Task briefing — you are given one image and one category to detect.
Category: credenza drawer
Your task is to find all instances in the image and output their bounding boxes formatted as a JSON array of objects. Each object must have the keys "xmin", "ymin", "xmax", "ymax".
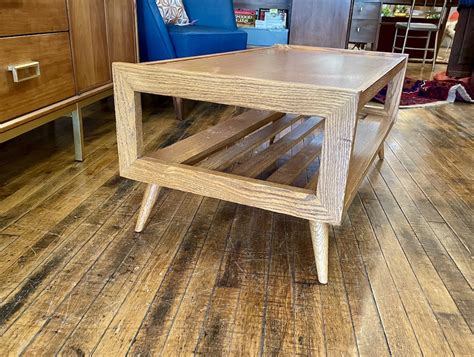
[
  {"xmin": 0, "ymin": 0, "xmax": 68, "ymax": 37},
  {"xmin": 350, "ymin": 19, "xmax": 379, "ymax": 43},
  {"xmin": 352, "ymin": 1, "xmax": 381, "ymax": 20},
  {"xmin": 0, "ymin": 33, "xmax": 76, "ymax": 122}
]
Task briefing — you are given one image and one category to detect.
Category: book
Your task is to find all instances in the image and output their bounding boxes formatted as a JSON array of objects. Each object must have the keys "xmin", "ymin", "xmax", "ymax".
[
  {"xmin": 235, "ymin": 9, "xmax": 257, "ymax": 27},
  {"xmin": 257, "ymin": 8, "xmax": 288, "ymax": 29}
]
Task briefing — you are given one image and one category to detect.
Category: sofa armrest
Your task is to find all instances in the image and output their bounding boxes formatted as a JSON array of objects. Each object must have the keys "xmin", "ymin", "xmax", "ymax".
[{"xmin": 183, "ymin": 0, "xmax": 238, "ymax": 30}]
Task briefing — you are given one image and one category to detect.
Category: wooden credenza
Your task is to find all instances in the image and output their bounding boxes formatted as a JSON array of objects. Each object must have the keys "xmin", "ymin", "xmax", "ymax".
[
  {"xmin": 290, "ymin": 0, "xmax": 354, "ymax": 48},
  {"xmin": 348, "ymin": 0, "xmax": 382, "ymax": 49},
  {"xmin": 0, "ymin": 0, "xmax": 138, "ymax": 161}
]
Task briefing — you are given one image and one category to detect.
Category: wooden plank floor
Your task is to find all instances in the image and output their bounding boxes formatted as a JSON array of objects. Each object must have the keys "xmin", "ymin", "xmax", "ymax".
[{"xmin": 1, "ymin": 84, "xmax": 473, "ymax": 355}]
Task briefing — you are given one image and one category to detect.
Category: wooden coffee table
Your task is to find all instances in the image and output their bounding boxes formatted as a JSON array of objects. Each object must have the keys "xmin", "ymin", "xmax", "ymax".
[{"xmin": 113, "ymin": 45, "xmax": 407, "ymax": 284}]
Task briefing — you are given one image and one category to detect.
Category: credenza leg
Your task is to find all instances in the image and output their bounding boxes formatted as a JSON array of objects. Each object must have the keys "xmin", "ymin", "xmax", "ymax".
[
  {"xmin": 309, "ymin": 221, "xmax": 329, "ymax": 284},
  {"xmin": 135, "ymin": 184, "xmax": 161, "ymax": 233},
  {"xmin": 72, "ymin": 104, "xmax": 84, "ymax": 162}
]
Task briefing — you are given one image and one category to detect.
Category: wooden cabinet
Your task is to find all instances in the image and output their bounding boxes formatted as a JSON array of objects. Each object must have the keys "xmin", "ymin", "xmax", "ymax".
[
  {"xmin": 0, "ymin": 0, "xmax": 68, "ymax": 37},
  {"xmin": 68, "ymin": 0, "xmax": 111, "ymax": 92},
  {"xmin": 349, "ymin": 0, "xmax": 382, "ymax": 49},
  {"xmin": 290, "ymin": 0, "xmax": 353, "ymax": 48},
  {"xmin": 105, "ymin": 0, "xmax": 139, "ymax": 64},
  {"xmin": 0, "ymin": 33, "xmax": 76, "ymax": 122},
  {"xmin": 0, "ymin": 0, "xmax": 138, "ymax": 160}
]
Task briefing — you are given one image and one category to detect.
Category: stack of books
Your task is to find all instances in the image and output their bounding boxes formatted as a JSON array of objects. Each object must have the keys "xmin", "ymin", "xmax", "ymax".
[
  {"xmin": 235, "ymin": 8, "xmax": 288, "ymax": 29},
  {"xmin": 234, "ymin": 9, "xmax": 257, "ymax": 27}
]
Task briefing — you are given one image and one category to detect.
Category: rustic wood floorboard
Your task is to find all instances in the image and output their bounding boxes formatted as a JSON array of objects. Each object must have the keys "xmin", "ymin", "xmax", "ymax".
[{"xmin": 0, "ymin": 88, "xmax": 472, "ymax": 355}]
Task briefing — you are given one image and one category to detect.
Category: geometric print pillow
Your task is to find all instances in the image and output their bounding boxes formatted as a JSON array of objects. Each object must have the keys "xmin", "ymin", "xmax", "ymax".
[{"xmin": 155, "ymin": 0, "xmax": 190, "ymax": 25}]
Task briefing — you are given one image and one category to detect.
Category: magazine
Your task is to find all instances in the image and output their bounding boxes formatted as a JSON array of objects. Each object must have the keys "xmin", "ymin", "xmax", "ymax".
[
  {"xmin": 257, "ymin": 8, "xmax": 288, "ymax": 29},
  {"xmin": 235, "ymin": 9, "xmax": 257, "ymax": 27}
]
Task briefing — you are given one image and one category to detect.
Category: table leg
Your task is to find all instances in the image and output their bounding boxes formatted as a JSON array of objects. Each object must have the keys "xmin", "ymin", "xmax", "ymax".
[
  {"xmin": 172, "ymin": 97, "xmax": 184, "ymax": 121},
  {"xmin": 135, "ymin": 184, "xmax": 161, "ymax": 232},
  {"xmin": 378, "ymin": 144, "xmax": 385, "ymax": 160},
  {"xmin": 309, "ymin": 221, "xmax": 329, "ymax": 284}
]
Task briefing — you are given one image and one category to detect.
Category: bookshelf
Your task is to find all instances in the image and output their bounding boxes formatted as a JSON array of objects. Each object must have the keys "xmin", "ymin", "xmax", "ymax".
[
  {"xmin": 233, "ymin": 0, "xmax": 354, "ymax": 49},
  {"xmin": 233, "ymin": 0, "xmax": 292, "ymax": 46}
]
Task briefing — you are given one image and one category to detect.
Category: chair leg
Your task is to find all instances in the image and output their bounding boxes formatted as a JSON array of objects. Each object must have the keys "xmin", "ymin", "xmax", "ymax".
[
  {"xmin": 172, "ymin": 97, "xmax": 185, "ymax": 121},
  {"xmin": 423, "ymin": 31, "xmax": 432, "ymax": 67},
  {"xmin": 392, "ymin": 27, "xmax": 399, "ymax": 53},
  {"xmin": 309, "ymin": 221, "xmax": 329, "ymax": 284},
  {"xmin": 401, "ymin": 28, "xmax": 409, "ymax": 55},
  {"xmin": 432, "ymin": 31, "xmax": 439, "ymax": 74},
  {"xmin": 135, "ymin": 184, "xmax": 161, "ymax": 233}
]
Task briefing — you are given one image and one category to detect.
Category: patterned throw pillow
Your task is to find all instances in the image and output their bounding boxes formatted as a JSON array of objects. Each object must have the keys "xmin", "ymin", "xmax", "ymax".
[{"xmin": 155, "ymin": 0, "xmax": 190, "ymax": 26}]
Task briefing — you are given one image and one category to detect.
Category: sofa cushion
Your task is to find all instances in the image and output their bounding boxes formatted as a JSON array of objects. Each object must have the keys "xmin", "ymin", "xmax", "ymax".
[
  {"xmin": 168, "ymin": 25, "xmax": 248, "ymax": 58},
  {"xmin": 155, "ymin": 0, "xmax": 189, "ymax": 25}
]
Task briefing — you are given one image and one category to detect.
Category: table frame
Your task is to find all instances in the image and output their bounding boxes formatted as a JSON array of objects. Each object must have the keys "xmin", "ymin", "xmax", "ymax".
[{"xmin": 113, "ymin": 46, "xmax": 407, "ymax": 284}]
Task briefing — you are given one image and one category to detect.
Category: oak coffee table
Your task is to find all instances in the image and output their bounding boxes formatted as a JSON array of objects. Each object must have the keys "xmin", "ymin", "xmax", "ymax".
[{"xmin": 113, "ymin": 45, "xmax": 407, "ymax": 284}]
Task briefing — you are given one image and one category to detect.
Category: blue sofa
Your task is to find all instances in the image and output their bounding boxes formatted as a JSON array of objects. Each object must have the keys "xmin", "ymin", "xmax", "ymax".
[{"xmin": 137, "ymin": 0, "xmax": 248, "ymax": 62}]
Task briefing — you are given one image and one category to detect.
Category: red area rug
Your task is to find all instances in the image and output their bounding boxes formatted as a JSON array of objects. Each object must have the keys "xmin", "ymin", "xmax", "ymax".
[{"xmin": 374, "ymin": 77, "xmax": 474, "ymax": 108}]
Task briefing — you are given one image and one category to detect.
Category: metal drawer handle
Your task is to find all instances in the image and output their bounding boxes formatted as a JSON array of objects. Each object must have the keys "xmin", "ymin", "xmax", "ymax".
[
  {"xmin": 357, "ymin": 27, "xmax": 361, "ymax": 32},
  {"xmin": 7, "ymin": 61, "xmax": 41, "ymax": 83},
  {"xmin": 359, "ymin": 6, "xmax": 364, "ymax": 12}
]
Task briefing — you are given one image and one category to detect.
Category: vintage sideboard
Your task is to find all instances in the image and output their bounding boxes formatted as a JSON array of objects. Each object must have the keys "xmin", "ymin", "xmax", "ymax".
[{"xmin": 0, "ymin": 0, "xmax": 138, "ymax": 161}]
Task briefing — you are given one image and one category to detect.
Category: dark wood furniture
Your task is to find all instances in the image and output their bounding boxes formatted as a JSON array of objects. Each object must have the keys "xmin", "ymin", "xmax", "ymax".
[
  {"xmin": 0, "ymin": 0, "xmax": 138, "ymax": 160},
  {"xmin": 349, "ymin": 0, "xmax": 382, "ymax": 49},
  {"xmin": 113, "ymin": 45, "xmax": 407, "ymax": 284},
  {"xmin": 447, "ymin": 7, "xmax": 473, "ymax": 80},
  {"xmin": 290, "ymin": 0, "xmax": 354, "ymax": 48}
]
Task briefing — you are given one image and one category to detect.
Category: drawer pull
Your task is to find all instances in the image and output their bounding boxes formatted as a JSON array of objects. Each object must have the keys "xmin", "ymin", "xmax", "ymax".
[
  {"xmin": 359, "ymin": 6, "xmax": 364, "ymax": 12},
  {"xmin": 357, "ymin": 27, "xmax": 361, "ymax": 32},
  {"xmin": 7, "ymin": 61, "xmax": 41, "ymax": 83}
]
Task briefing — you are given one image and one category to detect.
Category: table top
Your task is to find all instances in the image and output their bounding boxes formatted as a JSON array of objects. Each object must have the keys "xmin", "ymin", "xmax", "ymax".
[{"xmin": 148, "ymin": 45, "xmax": 407, "ymax": 93}]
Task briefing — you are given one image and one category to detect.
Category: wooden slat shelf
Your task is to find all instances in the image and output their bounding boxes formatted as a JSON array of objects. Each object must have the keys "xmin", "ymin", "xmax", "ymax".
[
  {"xmin": 231, "ymin": 116, "xmax": 323, "ymax": 178},
  {"xmin": 267, "ymin": 133, "xmax": 323, "ymax": 185},
  {"xmin": 197, "ymin": 113, "xmax": 302, "ymax": 171},
  {"xmin": 344, "ymin": 113, "xmax": 392, "ymax": 209},
  {"xmin": 146, "ymin": 109, "xmax": 392, "ymax": 214},
  {"xmin": 145, "ymin": 110, "xmax": 325, "ymax": 193},
  {"xmin": 149, "ymin": 110, "xmax": 284, "ymax": 164}
]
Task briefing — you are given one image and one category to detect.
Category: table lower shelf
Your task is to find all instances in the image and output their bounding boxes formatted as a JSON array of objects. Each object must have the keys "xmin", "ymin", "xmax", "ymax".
[{"xmin": 130, "ymin": 108, "xmax": 389, "ymax": 223}]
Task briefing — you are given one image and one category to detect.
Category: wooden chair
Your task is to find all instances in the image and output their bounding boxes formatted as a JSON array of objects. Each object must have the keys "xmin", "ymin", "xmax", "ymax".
[{"xmin": 391, "ymin": 0, "xmax": 448, "ymax": 72}]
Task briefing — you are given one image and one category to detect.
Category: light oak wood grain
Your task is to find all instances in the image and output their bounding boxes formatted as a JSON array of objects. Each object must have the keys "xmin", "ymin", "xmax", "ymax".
[
  {"xmin": 309, "ymin": 221, "xmax": 329, "ymax": 284},
  {"xmin": 150, "ymin": 110, "xmax": 284, "ymax": 165},
  {"xmin": 135, "ymin": 183, "xmax": 161, "ymax": 232},
  {"xmin": 267, "ymin": 133, "xmax": 323, "ymax": 185},
  {"xmin": 231, "ymin": 117, "xmax": 324, "ymax": 178},
  {"xmin": 198, "ymin": 114, "xmax": 302, "ymax": 171}
]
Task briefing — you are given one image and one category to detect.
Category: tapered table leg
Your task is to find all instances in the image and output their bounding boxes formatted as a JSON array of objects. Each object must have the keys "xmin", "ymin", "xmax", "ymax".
[
  {"xmin": 309, "ymin": 221, "xmax": 329, "ymax": 284},
  {"xmin": 135, "ymin": 184, "xmax": 161, "ymax": 232},
  {"xmin": 378, "ymin": 145, "xmax": 385, "ymax": 160}
]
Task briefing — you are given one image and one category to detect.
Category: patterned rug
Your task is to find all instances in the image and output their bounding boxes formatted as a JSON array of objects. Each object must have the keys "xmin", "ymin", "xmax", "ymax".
[{"xmin": 374, "ymin": 77, "xmax": 474, "ymax": 108}]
